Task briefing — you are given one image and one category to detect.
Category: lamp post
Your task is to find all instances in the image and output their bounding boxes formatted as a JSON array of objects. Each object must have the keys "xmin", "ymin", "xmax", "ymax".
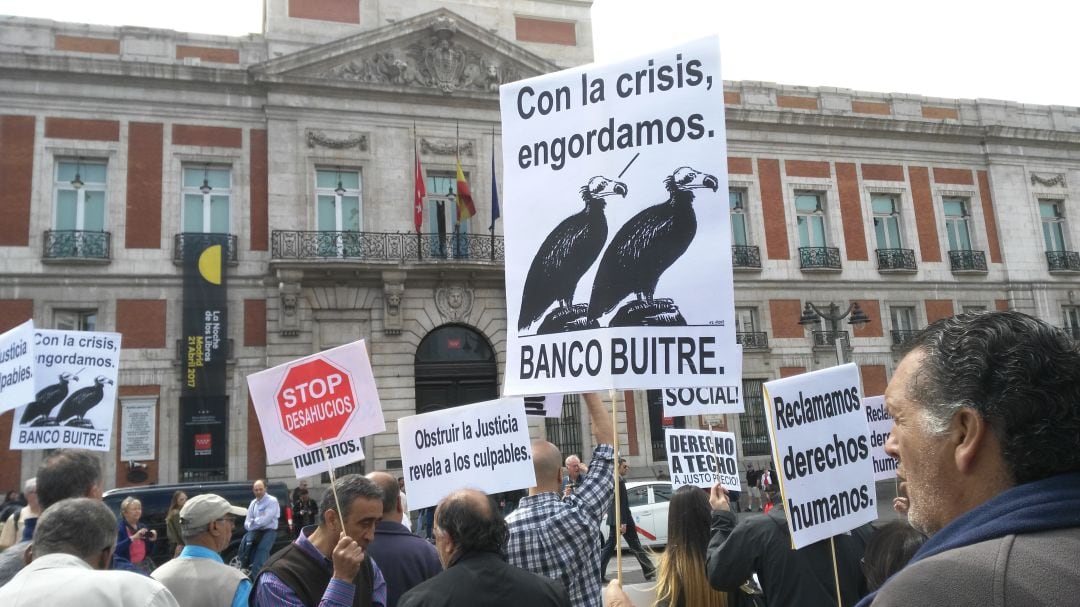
[{"xmin": 798, "ymin": 301, "xmax": 871, "ymax": 366}]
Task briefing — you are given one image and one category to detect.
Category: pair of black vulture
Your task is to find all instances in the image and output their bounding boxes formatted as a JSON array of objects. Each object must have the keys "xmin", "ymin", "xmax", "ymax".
[
  {"xmin": 19, "ymin": 372, "xmax": 114, "ymax": 428},
  {"xmin": 519, "ymin": 166, "xmax": 719, "ymax": 332}
]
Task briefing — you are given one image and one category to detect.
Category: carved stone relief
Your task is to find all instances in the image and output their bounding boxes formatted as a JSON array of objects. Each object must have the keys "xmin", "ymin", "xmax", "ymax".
[
  {"xmin": 306, "ymin": 130, "xmax": 369, "ymax": 151},
  {"xmin": 383, "ymin": 282, "xmax": 405, "ymax": 335},
  {"xmin": 1031, "ymin": 172, "xmax": 1066, "ymax": 187},
  {"xmin": 277, "ymin": 270, "xmax": 304, "ymax": 336},
  {"xmin": 435, "ymin": 282, "xmax": 473, "ymax": 322},
  {"xmin": 420, "ymin": 137, "xmax": 473, "ymax": 157}
]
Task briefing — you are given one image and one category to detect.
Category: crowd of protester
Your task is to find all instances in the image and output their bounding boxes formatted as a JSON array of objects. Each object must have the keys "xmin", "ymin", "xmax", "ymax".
[{"xmin": 0, "ymin": 311, "xmax": 1077, "ymax": 606}]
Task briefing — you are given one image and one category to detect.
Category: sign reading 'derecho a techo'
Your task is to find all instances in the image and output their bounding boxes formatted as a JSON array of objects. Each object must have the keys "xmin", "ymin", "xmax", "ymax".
[{"xmin": 247, "ymin": 340, "xmax": 385, "ymax": 478}]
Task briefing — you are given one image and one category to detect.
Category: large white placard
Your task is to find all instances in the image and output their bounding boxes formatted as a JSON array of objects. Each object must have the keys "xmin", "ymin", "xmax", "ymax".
[
  {"xmin": 398, "ymin": 397, "xmax": 535, "ymax": 511},
  {"xmin": 500, "ymin": 35, "xmax": 738, "ymax": 395},
  {"xmin": 0, "ymin": 320, "xmax": 36, "ymax": 415},
  {"xmin": 524, "ymin": 393, "xmax": 565, "ymax": 418},
  {"xmin": 120, "ymin": 398, "xmax": 156, "ymax": 461},
  {"xmin": 863, "ymin": 395, "xmax": 898, "ymax": 481},
  {"xmin": 9, "ymin": 329, "xmax": 121, "ymax": 451},
  {"xmin": 661, "ymin": 355, "xmax": 744, "ymax": 417},
  {"xmin": 763, "ymin": 363, "xmax": 877, "ymax": 549},
  {"xmin": 666, "ymin": 428, "xmax": 741, "ymax": 491},
  {"xmin": 247, "ymin": 340, "xmax": 385, "ymax": 479}
]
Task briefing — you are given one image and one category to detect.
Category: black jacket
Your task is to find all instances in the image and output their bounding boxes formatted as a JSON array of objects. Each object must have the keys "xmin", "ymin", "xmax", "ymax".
[
  {"xmin": 398, "ymin": 551, "xmax": 569, "ymax": 607},
  {"xmin": 706, "ymin": 507, "xmax": 871, "ymax": 607},
  {"xmin": 605, "ymin": 479, "xmax": 632, "ymax": 526}
]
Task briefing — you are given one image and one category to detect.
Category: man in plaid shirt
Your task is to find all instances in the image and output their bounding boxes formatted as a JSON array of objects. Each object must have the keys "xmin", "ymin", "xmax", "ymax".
[{"xmin": 506, "ymin": 393, "xmax": 615, "ymax": 607}]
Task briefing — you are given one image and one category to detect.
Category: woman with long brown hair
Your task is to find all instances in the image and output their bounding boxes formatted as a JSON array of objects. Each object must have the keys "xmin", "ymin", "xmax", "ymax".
[
  {"xmin": 653, "ymin": 486, "xmax": 730, "ymax": 607},
  {"xmin": 165, "ymin": 490, "xmax": 188, "ymax": 557}
]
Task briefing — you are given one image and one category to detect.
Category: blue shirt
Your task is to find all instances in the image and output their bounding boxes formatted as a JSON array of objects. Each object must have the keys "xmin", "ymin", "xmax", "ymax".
[{"xmin": 178, "ymin": 544, "xmax": 252, "ymax": 607}]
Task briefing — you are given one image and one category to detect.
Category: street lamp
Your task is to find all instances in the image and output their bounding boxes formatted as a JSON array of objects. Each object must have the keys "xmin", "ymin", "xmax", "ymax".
[{"xmin": 798, "ymin": 301, "xmax": 871, "ymax": 365}]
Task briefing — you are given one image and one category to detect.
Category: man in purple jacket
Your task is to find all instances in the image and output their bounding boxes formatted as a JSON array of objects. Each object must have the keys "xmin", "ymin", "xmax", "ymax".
[{"xmin": 365, "ymin": 472, "xmax": 441, "ymax": 607}]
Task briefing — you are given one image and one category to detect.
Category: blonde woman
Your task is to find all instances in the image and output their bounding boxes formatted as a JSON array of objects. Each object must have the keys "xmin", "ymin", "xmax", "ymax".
[{"xmin": 113, "ymin": 496, "xmax": 158, "ymax": 575}]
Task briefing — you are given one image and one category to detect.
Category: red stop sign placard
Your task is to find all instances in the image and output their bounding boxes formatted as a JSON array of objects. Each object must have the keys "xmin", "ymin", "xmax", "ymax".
[{"xmin": 275, "ymin": 358, "xmax": 357, "ymax": 446}]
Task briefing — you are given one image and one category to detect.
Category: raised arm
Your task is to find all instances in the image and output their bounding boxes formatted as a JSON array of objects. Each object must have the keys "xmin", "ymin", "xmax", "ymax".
[{"xmin": 584, "ymin": 392, "xmax": 613, "ymax": 446}]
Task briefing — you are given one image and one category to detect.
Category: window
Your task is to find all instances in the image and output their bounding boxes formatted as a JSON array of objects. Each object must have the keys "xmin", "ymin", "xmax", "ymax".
[
  {"xmin": 54, "ymin": 309, "xmax": 97, "ymax": 331},
  {"xmin": 730, "ymin": 189, "xmax": 748, "ymax": 246},
  {"xmin": 426, "ymin": 171, "xmax": 470, "ymax": 257},
  {"xmin": 890, "ymin": 306, "xmax": 915, "ymax": 332},
  {"xmin": 1064, "ymin": 306, "xmax": 1080, "ymax": 338},
  {"xmin": 943, "ymin": 197, "xmax": 973, "ymax": 251},
  {"xmin": 652, "ymin": 484, "xmax": 672, "ymax": 503},
  {"xmin": 735, "ymin": 307, "xmax": 758, "ymax": 333},
  {"xmin": 182, "ymin": 165, "xmax": 231, "ymax": 233},
  {"xmin": 872, "ymin": 195, "xmax": 902, "ymax": 249},
  {"xmin": 738, "ymin": 379, "xmax": 770, "ymax": 456},
  {"xmin": 55, "ymin": 159, "xmax": 107, "ymax": 232},
  {"xmin": 795, "ymin": 192, "xmax": 827, "ymax": 247},
  {"xmin": 627, "ymin": 485, "xmax": 650, "ymax": 508},
  {"xmin": 316, "ymin": 168, "xmax": 361, "ymax": 232},
  {"xmin": 1040, "ymin": 199, "xmax": 1067, "ymax": 252},
  {"xmin": 545, "ymin": 395, "xmax": 581, "ymax": 461}
]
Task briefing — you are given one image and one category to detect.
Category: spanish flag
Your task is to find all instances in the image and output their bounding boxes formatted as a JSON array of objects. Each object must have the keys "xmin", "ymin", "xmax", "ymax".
[{"xmin": 455, "ymin": 158, "xmax": 476, "ymax": 222}]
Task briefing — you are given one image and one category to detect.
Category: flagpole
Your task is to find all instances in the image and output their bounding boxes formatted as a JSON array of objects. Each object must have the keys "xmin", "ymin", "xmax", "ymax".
[
  {"xmin": 414, "ymin": 122, "xmax": 422, "ymax": 261},
  {"xmin": 455, "ymin": 121, "xmax": 460, "ymax": 257},
  {"xmin": 489, "ymin": 125, "xmax": 496, "ymax": 261}
]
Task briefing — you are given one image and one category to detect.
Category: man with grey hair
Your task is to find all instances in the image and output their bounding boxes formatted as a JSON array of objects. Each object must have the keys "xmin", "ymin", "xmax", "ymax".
[
  {"xmin": 0, "ymin": 449, "xmax": 103, "ymax": 586},
  {"xmin": 151, "ymin": 493, "xmax": 250, "ymax": 606},
  {"xmin": 0, "ymin": 498, "xmax": 179, "ymax": 606},
  {"xmin": 0, "ymin": 477, "xmax": 38, "ymax": 549},
  {"xmin": 252, "ymin": 474, "xmax": 388, "ymax": 606},
  {"xmin": 366, "ymin": 471, "xmax": 441, "ymax": 607},
  {"xmin": 856, "ymin": 311, "xmax": 1080, "ymax": 606}
]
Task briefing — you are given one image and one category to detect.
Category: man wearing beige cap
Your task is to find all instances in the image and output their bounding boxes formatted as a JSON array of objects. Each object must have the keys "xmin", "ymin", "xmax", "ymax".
[{"xmin": 152, "ymin": 494, "xmax": 251, "ymax": 607}]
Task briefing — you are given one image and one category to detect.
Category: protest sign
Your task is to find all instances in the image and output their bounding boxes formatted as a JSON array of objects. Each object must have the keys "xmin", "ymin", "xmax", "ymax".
[
  {"xmin": 500, "ymin": 35, "xmax": 738, "ymax": 395},
  {"xmin": 398, "ymin": 397, "xmax": 535, "ymax": 511},
  {"xmin": 661, "ymin": 354, "xmax": 744, "ymax": 417},
  {"xmin": 863, "ymin": 395, "xmax": 897, "ymax": 481},
  {"xmin": 9, "ymin": 329, "xmax": 121, "ymax": 451},
  {"xmin": 120, "ymin": 398, "xmax": 156, "ymax": 461},
  {"xmin": 524, "ymin": 393, "xmax": 565, "ymax": 418},
  {"xmin": 763, "ymin": 363, "xmax": 876, "ymax": 549},
  {"xmin": 247, "ymin": 340, "xmax": 385, "ymax": 479},
  {"xmin": 0, "ymin": 320, "xmax": 36, "ymax": 415},
  {"xmin": 666, "ymin": 428, "xmax": 741, "ymax": 491}
]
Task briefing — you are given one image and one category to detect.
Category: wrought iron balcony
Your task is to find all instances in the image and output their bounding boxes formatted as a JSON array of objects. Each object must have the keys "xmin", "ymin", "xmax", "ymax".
[
  {"xmin": 948, "ymin": 249, "xmax": 987, "ymax": 273},
  {"xmin": 42, "ymin": 230, "xmax": 111, "ymax": 262},
  {"xmin": 876, "ymin": 248, "xmax": 917, "ymax": 272},
  {"xmin": 1046, "ymin": 250, "xmax": 1080, "ymax": 273},
  {"xmin": 736, "ymin": 331, "xmax": 769, "ymax": 349},
  {"xmin": 812, "ymin": 330, "xmax": 849, "ymax": 348},
  {"xmin": 799, "ymin": 246, "xmax": 841, "ymax": 270},
  {"xmin": 271, "ymin": 231, "xmax": 505, "ymax": 263},
  {"xmin": 732, "ymin": 245, "xmax": 761, "ymax": 269},
  {"xmin": 891, "ymin": 329, "xmax": 920, "ymax": 348},
  {"xmin": 173, "ymin": 233, "xmax": 238, "ymax": 265}
]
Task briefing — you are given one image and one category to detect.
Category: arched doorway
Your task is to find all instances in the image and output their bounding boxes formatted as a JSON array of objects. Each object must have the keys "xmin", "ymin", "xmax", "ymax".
[{"xmin": 414, "ymin": 324, "xmax": 498, "ymax": 415}]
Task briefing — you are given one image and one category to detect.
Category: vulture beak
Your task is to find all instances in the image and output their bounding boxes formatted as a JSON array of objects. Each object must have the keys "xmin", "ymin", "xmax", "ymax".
[
  {"xmin": 613, "ymin": 182, "xmax": 628, "ymax": 197},
  {"xmin": 701, "ymin": 174, "xmax": 719, "ymax": 192}
]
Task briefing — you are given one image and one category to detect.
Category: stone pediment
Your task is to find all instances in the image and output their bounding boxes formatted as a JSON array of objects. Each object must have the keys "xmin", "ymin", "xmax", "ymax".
[{"xmin": 253, "ymin": 8, "xmax": 558, "ymax": 96}]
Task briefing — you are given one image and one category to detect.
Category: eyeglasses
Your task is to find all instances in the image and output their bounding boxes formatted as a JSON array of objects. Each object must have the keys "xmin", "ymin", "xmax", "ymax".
[{"xmin": 216, "ymin": 515, "xmax": 237, "ymax": 525}]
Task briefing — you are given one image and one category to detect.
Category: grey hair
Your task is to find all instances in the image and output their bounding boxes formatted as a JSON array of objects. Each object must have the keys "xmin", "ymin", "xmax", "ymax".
[
  {"xmin": 23, "ymin": 477, "xmax": 36, "ymax": 493},
  {"xmin": 181, "ymin": 522, "xmax": 209, "ymax": 542},
  {"xmin": 318, "ymin": 474, "xmax": 383, "ymax": 526},
  {"xmin": 919, "ymin": 402, "xmax": 965, "ymax": 435},
  {"xmin": 32, "ymin": 498, "xmax": 117, "ymax": 560}
]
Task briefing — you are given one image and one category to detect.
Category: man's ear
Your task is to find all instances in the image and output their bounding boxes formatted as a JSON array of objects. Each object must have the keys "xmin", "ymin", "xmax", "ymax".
[
  {"xmin": 96, "ymin": 546, "xmax": 115, "ymax": 570},
  {"xmin": 323, "ymin": 508, "xmax": 340, "ymax": 532},
  {"xmin": 22, "ymin": 543, "xmax": 33, "ymax": 566},
  {"xmin": 952, "ymin": 407, "xmax": 991, "ymax": 474},
  {"xmin": 396, "ymin": 495, "xmax": 405, "ymax": 515}
]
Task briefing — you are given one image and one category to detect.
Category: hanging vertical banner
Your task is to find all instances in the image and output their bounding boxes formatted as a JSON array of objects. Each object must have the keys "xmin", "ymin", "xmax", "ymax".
[
  {"xmin": 8, "ymin": 329, "xmax": 121, "ymax": 451},
  {"xmin": 180, "ymin": 233, "xmax": 229, "ymax": 477},
  {"xmin": 500, "ymin": 35, "xmax": 739, "ymax": 395}
]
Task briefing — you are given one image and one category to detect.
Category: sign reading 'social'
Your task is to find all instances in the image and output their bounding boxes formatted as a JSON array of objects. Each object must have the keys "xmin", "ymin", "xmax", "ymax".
[
  {"xmin": 763, "ymin": 364, "xmax": 876, "ymax": 549},
  {"xmin": 661, "ymin": 356, "xmax": 743, "ymax": 417},
  {"xmin": 863, "ymin": 395, "xmax": 897, "ymax": 481},
  {"xmin": 666, "ymin": 428, "xmax": 741, "ymax": 491},
  {"xmin": 247, "ymin": 340, "xmax": 385, "ymax": 479},
  {"xmin": 500, "ymin": 35, "xmax": 740, "ymax": 395}
]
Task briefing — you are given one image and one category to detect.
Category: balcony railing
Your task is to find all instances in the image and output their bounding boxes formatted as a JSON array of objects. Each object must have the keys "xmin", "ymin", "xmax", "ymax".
[
  {"xmin": 42, "ymin": 230, "xmax": 111, "ymax": 261},
  {"xmin": 174, "ymin": 233, "xmax": 238, "ymax": 265},
  {"xmin": 271, "ymin": 231, "xmax": 505, "ymax": 263},
  {"xmin": 948, "ymin": 249, "xmax": 988, "ymax": 273},
  {"xmin": 812, "ymin": 330, "xmax": 849, "ymax": 348},
  {"xmin": 1046, "ymin": 250, "xmax": 1080, "ymax": 273},
  {"xmin": 736, "ymin": 331, "xmax": 769, "ymax": 349},
  {"xmin": 799, "ymin": 246, "xmax": 841, "ymax": 270},
  {"xmin": 876, "ymin": 248, "xmax": 917, "ymax": 272},
  {"xmin": 732, "ymin": 245, "xmax": 761, "ymax": 269},
  {"xmin": 891, "ymin": 329, "xmax": 920, "ymax": 348}
]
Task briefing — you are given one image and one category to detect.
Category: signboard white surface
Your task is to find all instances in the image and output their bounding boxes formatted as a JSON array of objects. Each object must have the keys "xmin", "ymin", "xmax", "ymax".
[
  {"xmin": 762, "ymin": 363, "xmax": 876, "ymax": 549},
  {"xmin": 500, "ymin": 35, "xmax": 738, "ymax": 395},
  {"xmin": 247, "ymin": 340, "xmax": 385, "ymax": 478},
  {"xmin": 398, "ymin": 397, "xmax": 535, "ymax": 511},
  {"xmin": 863, "ymin": 395, "xmax": 898, "ymax": 481},
  {"xmin": 120, "ymin": 398, "xmax": 156, "ymax": 461},
  {"xmin": 9, "ymin": 329, "xmax": 121, "ymax": 451},
  {"xmin": 524, "ymin": 393, "xmax": 565, "ymax": 418},
  {"xmin": 0, "ymin": 320, "xmax": 36, "ymax": 415},
  {"xmin": 661, "ymin": 356, "xmax": 744, "ymax": 417},
  {"xmin": 666, "ymin": 428, "xmax": 741, "ymax": 491}
]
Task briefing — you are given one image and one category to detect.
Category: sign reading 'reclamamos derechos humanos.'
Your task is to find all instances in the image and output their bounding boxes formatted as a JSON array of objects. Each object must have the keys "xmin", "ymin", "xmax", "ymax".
[
  {"xmin": 863, "ymin": 395, "xmax": 898, "ymax": 481},
  {"xmin": 763, "ymin": 364, "xmax": 877, "ymax": 549},
  {"xmin": 500, "ymin": 35, "xmax": 740, "ymax": 396}
]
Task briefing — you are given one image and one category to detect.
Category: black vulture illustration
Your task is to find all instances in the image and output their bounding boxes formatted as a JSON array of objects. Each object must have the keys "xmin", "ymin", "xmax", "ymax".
[
  {"xmin": 56, "ymin": 375, "xmax": 114, "ymax": 428},
  {"xmin": 19, "ymin": 372, "xmax": 75, "ymax": 426},
  {"xmin": 588, "ymin": 167, "xmax": 718, "ymax": 325},
  {"xmin": 518, "ymin": 175, "xmax": 628, "ymax": 331}
]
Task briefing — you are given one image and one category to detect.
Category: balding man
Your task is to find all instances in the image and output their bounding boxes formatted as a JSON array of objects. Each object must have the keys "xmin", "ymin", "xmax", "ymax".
[
  {"xmin": 151, "ymin": 494, "xmax": 250, "ymax": 607},
  {"xmin": 0, "ymin": 498, "xmax": 178, "ymax": 606},
  {"xmin": 365, "ymin": 472, "xmax": 441, "ymax": 607},
  {"xmin": 238, "ymin": 479, "xmax": 279, "ymax": 577},
  {"xmin": 506, "ymin": 393, "xmax": 614, "ymax": 607},
  {"xmin": 856, "ymin": 311, "xmax": 1080, "ymax": 606},
  {"xmin": 399, "ymin": 489, "xmax": 569, "ymax": 607}
]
